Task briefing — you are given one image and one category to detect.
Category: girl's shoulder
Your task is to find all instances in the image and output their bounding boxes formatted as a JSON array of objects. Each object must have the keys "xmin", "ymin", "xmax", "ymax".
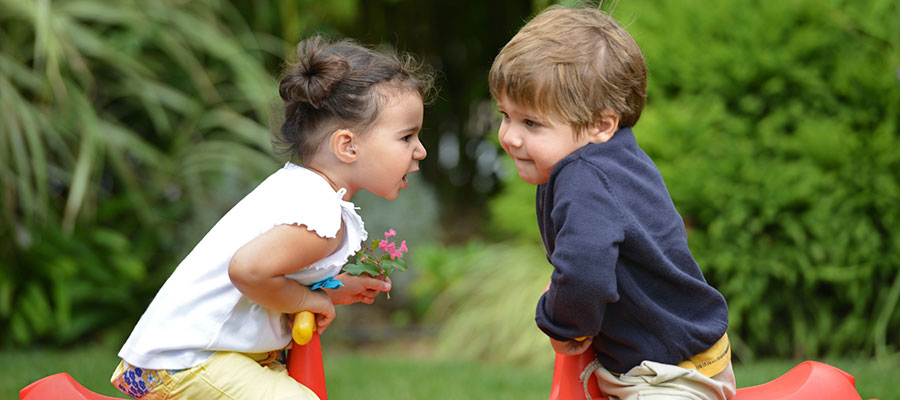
[
  {"xmin": 255, "ymin": 163, "xmax": 349, "ymax": 238},
  {"xmin": 262, "ymin": 163, "xmax": 335, "ymax": 199}
]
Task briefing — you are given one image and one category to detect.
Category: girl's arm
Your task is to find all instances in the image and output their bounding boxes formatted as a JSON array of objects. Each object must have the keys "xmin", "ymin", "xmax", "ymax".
[{"xmin": 229, "ymin": 224, "xmax": 343, "ymax": 328}]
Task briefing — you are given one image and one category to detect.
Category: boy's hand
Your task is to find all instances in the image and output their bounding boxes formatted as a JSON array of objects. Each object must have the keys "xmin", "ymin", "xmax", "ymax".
[
  {"xmin": 549, "ymin": 336, "xmax": 593, "ymax": 355},
  {"xmin": 324, "ymin": 273, "xmax": 392, "ymax": 305}
]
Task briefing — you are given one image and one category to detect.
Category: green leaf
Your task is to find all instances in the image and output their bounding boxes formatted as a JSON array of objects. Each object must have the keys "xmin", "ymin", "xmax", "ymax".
[
  {"xmin": 382, "ymin": 259, "xmax": 407, "ymax": 275},
  {"xmin": 342, "ymin": 262, "xmax": 381, "ymax": 277},
  {"xmin": 342, "ymin": 263, "xmax": 367, "ymax": 276}
]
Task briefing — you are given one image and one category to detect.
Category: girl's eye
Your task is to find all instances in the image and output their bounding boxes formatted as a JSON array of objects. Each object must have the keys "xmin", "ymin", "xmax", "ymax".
[
  {"xmin": 402, "ymin": 134, "xmax": 412, "ymax": 142},
  {"xmin": 499, "ymin": 111, "xmax": 510, "ymax": 120},
  {"xmin": 524, "ymin": 119, "xmax": 537, "ymax": 127}
]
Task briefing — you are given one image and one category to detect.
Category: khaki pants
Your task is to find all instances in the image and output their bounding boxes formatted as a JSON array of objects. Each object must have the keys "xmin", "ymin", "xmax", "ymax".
[
  {"xmin": 111, "ymin": 351, "xmax": 319, "ymax": 400},
  {"xmin": 585, "ymin": 360, "xmax": 736, "ymax": 400}
]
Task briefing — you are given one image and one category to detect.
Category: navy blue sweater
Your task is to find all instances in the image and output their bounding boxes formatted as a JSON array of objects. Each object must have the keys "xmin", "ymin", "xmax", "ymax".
[{"xmin": 535, "ymin": 127, "xmax": 728, "ymax": 374}]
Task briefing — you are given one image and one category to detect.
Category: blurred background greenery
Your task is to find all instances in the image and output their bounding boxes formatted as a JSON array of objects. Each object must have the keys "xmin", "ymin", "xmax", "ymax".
[{"xmin": 1, "ymin": 0, "xmax": 899, "ymax": 395}]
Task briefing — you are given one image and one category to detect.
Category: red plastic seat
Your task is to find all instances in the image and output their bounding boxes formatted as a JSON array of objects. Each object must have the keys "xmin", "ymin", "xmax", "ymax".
[
  {"xmin": 549, "ymin": 352, "xmax": 871, "ymax": 400},
  {"xmin": 733, "ymin": 360, "xmax": 863, "ymax": 400},
  {"xmin": 19, "ymin": 372, "xmax": 124, "ymax": 400},
  {"xmin": 20, "ymin": 334, "xmax": 330, "ymax": 400}
]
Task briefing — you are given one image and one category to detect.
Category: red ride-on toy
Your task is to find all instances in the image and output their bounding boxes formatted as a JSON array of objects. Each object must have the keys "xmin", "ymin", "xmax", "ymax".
[
  {"xmin": 549, "ymin": 349, "xmax": 876, "ymax": 400},
  {"xmin": 20, "ymin": 311, "xmax": 328, "ymax": 400},
  {"xmin": 20, "ymin": 315, "xmax": 876, "ymax": 400}
]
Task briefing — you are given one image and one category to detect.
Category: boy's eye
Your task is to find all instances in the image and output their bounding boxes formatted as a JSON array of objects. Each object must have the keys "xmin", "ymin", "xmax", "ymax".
[
  {"xmin": 499, "ymin": 111, "xmax": 510, "ymax": 120},
  {"xmin": 524, "ymin": 119, "xmax": 537, "ymax": 127},
  {"xmin": 401, "ymin": 134, "xmax": 412, "ymax": 142}
]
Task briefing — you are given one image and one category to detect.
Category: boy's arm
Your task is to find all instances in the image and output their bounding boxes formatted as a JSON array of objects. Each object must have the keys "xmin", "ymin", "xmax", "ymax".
[
  {"xmin": 541, "ymin": 280, "xmax": 594, "ymax": 355},
  {"xmin": 549, "ymin": 336, "xmax": 594, "ymax": 355},
  {"xmin": 536, "ymin": 165, "xmax": 625, "ymax": 342}
]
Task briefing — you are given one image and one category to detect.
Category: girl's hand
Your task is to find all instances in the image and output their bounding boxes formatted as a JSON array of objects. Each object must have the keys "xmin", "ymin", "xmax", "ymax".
[
  {"xmin": 549, "ymin": 336, "xmax": 593, "ymax": 355},
  {"xmin": 324, "ymin": 273, "xmax": 392, "ymax": 305},
  {"xmin": 302, "ymin": 289, "xmax": 336, "ymax": 333}
]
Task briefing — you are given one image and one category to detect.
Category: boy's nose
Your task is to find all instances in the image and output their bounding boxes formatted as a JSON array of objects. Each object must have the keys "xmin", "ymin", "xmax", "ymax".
[{"xmin": 499, "ymin": 126, "xmax": 522, "ymax": 148}]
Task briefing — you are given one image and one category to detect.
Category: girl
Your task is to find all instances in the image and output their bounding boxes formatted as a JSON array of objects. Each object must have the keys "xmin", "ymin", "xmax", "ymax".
[{"xmin": 111, "ymin": 36, "xmax": 433, "ymax": 399}]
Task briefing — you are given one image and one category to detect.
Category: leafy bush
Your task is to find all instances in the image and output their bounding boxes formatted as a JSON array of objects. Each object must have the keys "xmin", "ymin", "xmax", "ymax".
[
  {"xmin": 484, "ymin": 0, "xmax": 900, "ymax": 360},
  {"xmin": 628, "ymin": 0, "xmax": 900, "ymax": 359},
  {"xmin": 422, "ymin": 242, "xmax": 555, "ymax": 367},
  {"xmin": 409, "ymin": 241, "xmax": 498, "ymax": 318},
  {"xmin": 2, "ymin": 224, "xmax": 149, "ymax": 346},
  {"xmin": 0, "ymin": 0, "xmax": 353, "ymax": 346}
]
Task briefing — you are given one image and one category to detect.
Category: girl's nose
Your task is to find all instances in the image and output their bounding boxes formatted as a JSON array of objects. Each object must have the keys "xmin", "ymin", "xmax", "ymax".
[{"xmin": 413, "ymin": 139, "xmax": 427, "ymax": 160}]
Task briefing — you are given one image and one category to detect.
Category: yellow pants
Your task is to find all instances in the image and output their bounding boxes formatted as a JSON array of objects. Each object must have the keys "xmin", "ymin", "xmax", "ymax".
[{"xmin": 111, "ymin": 351, "xmax": 319, "ymax": 400}]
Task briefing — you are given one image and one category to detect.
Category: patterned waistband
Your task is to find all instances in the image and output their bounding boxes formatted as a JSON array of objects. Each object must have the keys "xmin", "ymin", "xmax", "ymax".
[{"xmin": 677, "ymin": 333, "xmax": 731, "ymax": 378}]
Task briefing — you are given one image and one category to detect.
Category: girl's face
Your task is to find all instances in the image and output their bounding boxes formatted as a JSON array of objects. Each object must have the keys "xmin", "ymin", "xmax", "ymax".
[{"xmin": 355, "ymin": 90, "xmax": 426, "ymax": 200}]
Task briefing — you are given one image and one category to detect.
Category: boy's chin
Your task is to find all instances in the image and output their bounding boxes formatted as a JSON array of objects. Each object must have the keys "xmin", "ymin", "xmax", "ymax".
[{"xmin": 518, "ymin": 174, "xmax": 548, "ymax": 185}]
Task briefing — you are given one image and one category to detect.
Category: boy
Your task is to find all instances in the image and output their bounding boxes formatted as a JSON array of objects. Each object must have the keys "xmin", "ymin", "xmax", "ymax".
[{"xmin": 489, "ymin": 6, "xmax": 735, "ymax": 400}]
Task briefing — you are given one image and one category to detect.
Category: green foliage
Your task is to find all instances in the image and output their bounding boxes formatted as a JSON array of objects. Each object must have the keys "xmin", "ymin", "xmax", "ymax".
[
  {"xmin": 0, "ymin": 224, "xmax": 148, "ymax": 346},
  {"xmin": 486, "ymin": 158, "xmax": 541, "ymax": 242},
  {"xmin": 408, "ymin": 241, "xmax": 498, "ymax": 318},
  {"xmin": 423, "ymin": 242, "xmax": 555, "ymax": 367},
  {"xmin": 625, "ymin": 0, "xmax": 900, "ymax": 359},
  {"xmin": 0, "ymin": 0, "xmax": 359, "ymax": 346},
  {"xmin": 486, "ymin": 0, "xmax": 900, "ymax": 359}
]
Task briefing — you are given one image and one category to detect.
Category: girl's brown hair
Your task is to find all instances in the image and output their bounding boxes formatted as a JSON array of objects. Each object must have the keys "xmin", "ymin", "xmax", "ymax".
[
  {"xmin": 489, "ymin": 5, "xmax": 647, "ymax": 133},
  {"xmin": 276, "ymin": 36, "xmax": 434, "ymax": 162}
]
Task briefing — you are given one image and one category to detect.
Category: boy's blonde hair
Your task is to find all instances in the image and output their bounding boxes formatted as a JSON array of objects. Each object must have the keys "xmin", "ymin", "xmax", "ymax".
[{"xmin": 489, "ymin": 5, "xmax": 647, "ymax": 133}]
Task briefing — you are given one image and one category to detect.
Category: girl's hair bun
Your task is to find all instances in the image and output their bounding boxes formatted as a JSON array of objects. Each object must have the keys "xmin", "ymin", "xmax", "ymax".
[
  {"xmin": 279, "ymin": 36, "xmax": 350, "ymax": 109},
  {"xmin": 274, "ymin": 36, "xmax": 434, "ymax": 162}
]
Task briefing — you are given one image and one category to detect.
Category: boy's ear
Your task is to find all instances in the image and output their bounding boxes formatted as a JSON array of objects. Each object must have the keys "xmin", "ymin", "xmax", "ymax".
[
  {"xmin": 586, "ymin": 111, "xmax": 620, "ymax": 144},
  {"xmin": 331, "ymin": 129, "xmax": 358, "ymax": 162}
]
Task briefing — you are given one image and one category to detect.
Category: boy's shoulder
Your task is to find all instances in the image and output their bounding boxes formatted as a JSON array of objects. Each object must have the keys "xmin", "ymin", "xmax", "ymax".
[
  {"xmin": 554, "ymin": 127, "xmax": 638, "ymax": 173},
  {"xmin": 550, "ymin": 127, "xmax": 664, "ymax": 199},
  {"xmin": 548, "ymin": 150, "xmax": 611, "ymax": 196}
]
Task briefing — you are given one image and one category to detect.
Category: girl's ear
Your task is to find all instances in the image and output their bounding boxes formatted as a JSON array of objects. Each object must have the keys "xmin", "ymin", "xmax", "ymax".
[
  {"xmin": 586, "ymin": 110, "xmax": 620, "ymax": 144},
  {"xmin": 331, "ymin": 129, "xmax": 358, "ymax": 162}
]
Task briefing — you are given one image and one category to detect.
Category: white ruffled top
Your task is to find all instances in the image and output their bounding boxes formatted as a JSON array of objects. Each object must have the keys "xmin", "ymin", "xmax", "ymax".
[{"xmin": 118, "ymin": 163, "xmax": 367, "ymax": 370}]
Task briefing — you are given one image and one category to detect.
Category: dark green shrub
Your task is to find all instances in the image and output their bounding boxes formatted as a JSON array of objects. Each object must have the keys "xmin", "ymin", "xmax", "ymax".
[
  {"xmin": 487, "ymin": 0, "xmax": 900, "ymax": 359},
  {"xmin": 421, "ymin": 242, "xmax": 554, "ymax": 367},
  {"xmin": 0, "ymin": 0, "xmax": 352, "ymax": 346},
  {"xmin": 1, "ymin": 224, "xmax": 148, "ymax": 345},
  {"xmin": 629, "ymin": 0, "xmax": 900, "ymax": 359}
]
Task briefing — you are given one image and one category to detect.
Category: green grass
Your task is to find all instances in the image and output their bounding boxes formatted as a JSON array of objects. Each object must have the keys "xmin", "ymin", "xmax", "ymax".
[
  {"xmin": 3, "ymin": 342, "xmax": 897, "ymax": 399},
  {"xmin": 3, "ymin": 343, "xmax": 126, "ymax": 398},
  {"xmin": 2, "ymin": 343, "xmax": 552, "ymax": 399}
]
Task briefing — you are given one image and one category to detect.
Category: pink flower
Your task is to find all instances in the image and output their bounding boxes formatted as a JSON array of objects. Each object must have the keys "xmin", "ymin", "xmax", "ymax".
[
  {"xmin": 399, "ymin": 240, "xmax": 408, "ymax": 253},
  {"xmin": 389, "ymin": 249, "xmax": 403, "ymax": 260},
  {"xmin": 384, "ymin": 229, "xmax": 397, "ymax": 239},
  {"xmin": 379, "ymin": 240, "xmax": 390, "ymax": 252}
]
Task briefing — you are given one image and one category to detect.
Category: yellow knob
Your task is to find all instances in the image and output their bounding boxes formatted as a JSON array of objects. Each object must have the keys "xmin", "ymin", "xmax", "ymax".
[{"xmin": 292, "ymin": 311, "xmax": 316, "ymax": 345}]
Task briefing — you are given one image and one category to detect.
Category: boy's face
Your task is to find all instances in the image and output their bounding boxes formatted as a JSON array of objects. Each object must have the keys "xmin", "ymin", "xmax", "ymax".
[{"xmin": 497, "ymin": 95, "xmax": 592, "ymax": 185}]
